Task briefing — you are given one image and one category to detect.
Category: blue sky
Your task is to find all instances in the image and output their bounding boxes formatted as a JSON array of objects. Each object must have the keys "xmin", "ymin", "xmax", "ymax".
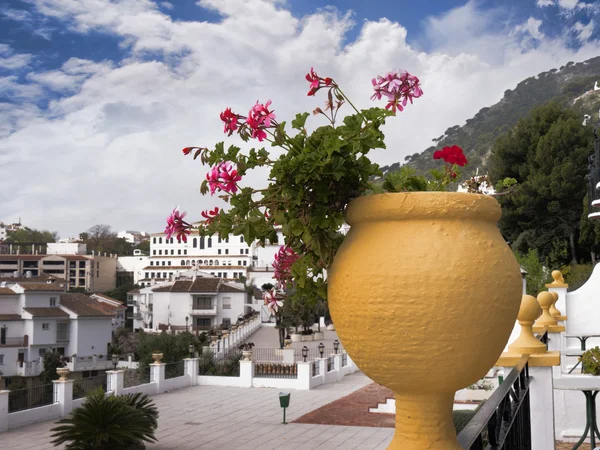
[{"xmin": 0, "ymin": 0, "xmax": 599, "ymax": 236}]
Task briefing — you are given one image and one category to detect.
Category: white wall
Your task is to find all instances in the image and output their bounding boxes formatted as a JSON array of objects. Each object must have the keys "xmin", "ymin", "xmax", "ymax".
[
  {"xmin": 30, "ymin": 319, "xmax": 57, "ymax": 346},
  {"xmin": 47, "ymin": 243, "xmax": 86, "ymax": 255},
  {"xmin": 0, "ymin": 347, "xmax": 20, "ymax": 376},
  {"xmin": 565, "ymin": 264, "xmax": 600, "ymax": 336},
  {"xmin": 21, "ymin": 293, "xmax": 57, "ymax": 308},
  {"xmin": 7, "ymin": 403, "xmax": 60, "ymax": 430},
  {"xmin": 0, "ymin": 295, "xmax": 19, "ymax": 314},
  {"xmin": 70, "ymin": 318, "xmax": 112, "ymax": 356},
  {"xmin": 117, "ymin": 255, "xmax": 149, "ymax": 284},
  {"xmin": 216, "ymin": 292, "xmax": 246, "ymax": 325}
]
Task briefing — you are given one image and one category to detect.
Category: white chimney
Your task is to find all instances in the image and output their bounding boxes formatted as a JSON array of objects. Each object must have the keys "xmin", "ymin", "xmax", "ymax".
[
  {"xmin": 25, "ymin": 271, "xmax": 32, "ymax": 278},
  {"xmin": 12, "ymin": 271, "xmax": 18, "ymax": 278}
]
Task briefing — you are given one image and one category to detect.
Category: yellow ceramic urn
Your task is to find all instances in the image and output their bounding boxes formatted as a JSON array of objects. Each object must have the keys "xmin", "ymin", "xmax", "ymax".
[{"xmin": 328, "ymin": 192, "xmax": 522, "ymax": 449}]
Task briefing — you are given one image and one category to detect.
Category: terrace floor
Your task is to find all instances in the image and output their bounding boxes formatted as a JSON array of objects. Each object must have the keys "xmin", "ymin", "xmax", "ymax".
[{"xmin": 1, "ymin": 372, "xmax": 397, "ymax": 450}]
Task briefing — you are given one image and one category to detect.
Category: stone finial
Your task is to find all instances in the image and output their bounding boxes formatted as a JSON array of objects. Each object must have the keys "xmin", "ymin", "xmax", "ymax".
[
  {"xmin": 56, "ymin": 367, "xmax": 70, "ymax": 381},
  {"xmin": 508, "ymin": 295, "xmax": 547, "ymax": 355},
  {"xmin": 548, "ymin": 291, "xmax": 564, "ymax": 319},
  {"xmin": 533, "ymin": 291, "xmax": 558, "ymax": 328},
  {"xmin": 551, "ymin": 270, "xmax": 565, "ymax": 285},
  {"xmin": 151, "ymin": 352, "xmax": 164, "ymax": 365}
]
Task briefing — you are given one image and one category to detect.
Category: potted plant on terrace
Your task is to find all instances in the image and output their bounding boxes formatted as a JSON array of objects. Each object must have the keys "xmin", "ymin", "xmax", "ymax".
[
  {"xmin": 238, "ymin": 342, "xmax": 255, "ymax": 361},
  {"xmin": 580, "ymin": 347, "xmax": 600, "ymax": 375},
  {"xmin": 168, "ymin": 68, "xmax": 522, "ymax": 449}
]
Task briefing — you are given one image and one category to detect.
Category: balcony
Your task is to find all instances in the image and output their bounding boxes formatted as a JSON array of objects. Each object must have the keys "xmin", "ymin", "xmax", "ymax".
[
  {"xmin": 56, "ymin": 331, "xmax": 69, "ymax": 342},
  {"xmin": 65, "ymin": 355, "xmax": 114, "ymax": 372},
  {"xmin": 191, "ymin": 305, "xmax": 217, "ymax": 315},
  {"xmin": 0, "ymin": 337, "xmax": 27, "ymax": 348},
  {"xmin": 16, "ymin": 359, "xmax": 43, "ymax": 377}
]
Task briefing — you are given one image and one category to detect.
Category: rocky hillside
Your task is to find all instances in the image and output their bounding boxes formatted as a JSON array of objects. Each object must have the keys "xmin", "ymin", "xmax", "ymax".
[{"xmin": 381, "ymin": 56, "xmax": 600, "ymax": 178}]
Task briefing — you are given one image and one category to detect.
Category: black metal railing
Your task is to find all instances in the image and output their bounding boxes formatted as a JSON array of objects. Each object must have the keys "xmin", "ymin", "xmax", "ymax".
[
  {"xmin": 327, "ymin": 356, "xmax": 335, "ymax": 372},
  {"xmin": 254, "ymin": 362, "xmax": 298, "ymax": 378},
  {"xmin": 73, "ymin": 375, "xmax": 107, "ymax": 400},
  {"xmin": 253, "ymin": 348, "xmax": 284, "ymax": 362},
  {"xmin": 164, "ymin": 361, "xmax": 185, "ymax": 379},
  {"xmin": 342, "ymin": 352, "xmax": 348, "ymax": 367},
  {"xmin": 123, "ymin": 367, "xmax": 152, "ymax": 388},
  {"xmin": 8, "ymin": 384, "xmax": 55, "ymax": 413},
  {"xmin": 312, "ymin": 360, "xmax": 320, "ymax": 377},
  {"xmin": 457, "ymin": 355, "xmax": 531, "ymax": 450}
]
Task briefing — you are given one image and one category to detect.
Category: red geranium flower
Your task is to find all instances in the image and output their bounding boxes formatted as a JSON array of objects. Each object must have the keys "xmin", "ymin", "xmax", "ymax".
[{"xmin": 433, "ymin": 145, "xmax": 467, "ymax": 167}]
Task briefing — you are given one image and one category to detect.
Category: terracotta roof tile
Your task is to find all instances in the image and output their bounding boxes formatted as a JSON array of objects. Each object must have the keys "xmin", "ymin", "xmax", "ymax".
[
  {"xmin": 0, "ymin": 314, "xmax": 21, "ymax": 321},
  {"xmin": 152, "ymin": 278, "xmax": 221, "ymax": 293},
  {"xmin": 0, "ymin": 287, "xmax": 16, "ymax": 295},
  {"xmin": 23, "ymin": 307, "xmax": 69, "ymax": 318},
  {"xmin": 22, "ymin": 283, "xmax": 66, "ymax": 292},
  {"xmin": 59, "ymin": 293, "xmax": 115, "ymax": 317},
  {"xmin": 91, "ymin": 293, "xmax": 123, "ymax": 304},
  {"xmin": 219, "ymin": 283, "xmax": 244, "ymax": 292}
]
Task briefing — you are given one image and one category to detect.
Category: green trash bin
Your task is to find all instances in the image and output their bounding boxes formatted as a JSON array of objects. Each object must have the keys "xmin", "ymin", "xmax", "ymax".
[{"xmin": 279, "ymin": 392, "xmax": 290, "ymax": 424}]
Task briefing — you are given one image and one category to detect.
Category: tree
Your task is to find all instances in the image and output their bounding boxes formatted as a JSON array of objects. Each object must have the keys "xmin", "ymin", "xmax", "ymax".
[
  {"xmin": 135, "ymin": 240, "xmax": 150, "ymax": 253},
  {"xmin": 41, "ymin": 351, "xmax": 66, "ymax": 384},
  {"xmin": 5, "ymin": 228, "xmax": 58, "ymax": 245},
  {"xmin": 514, "ymin": 249, "xmax": 551, "ymax": 296},
  {"xmin": 103, "ymin": 283, "xmax": 139, "ymax": 303},
  {"xmin": 50, "ymin": 389, "xmax": 158, "ymax": 449},
  {"xmin": 135, "ymin": 331, "xmax": 205, "ymax": 369},
  {"xmin": 579, "ymin": 194, "xmax": 600, "ymax": 264},
  {"xmin": 80, "ymin": 225, "xmax": 135, "ymax": 256},
  {"xmin": 490, "ymin": 102, "xmax": 594, "ymax": 266}
]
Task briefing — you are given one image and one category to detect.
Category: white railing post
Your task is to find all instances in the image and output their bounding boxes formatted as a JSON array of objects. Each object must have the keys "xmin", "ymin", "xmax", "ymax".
[
  {"xmin": 333, "ymin": 353, "xmax": 343, "ymax": 381},
  {"xmin": 317, "ymin": 357, "xmax": 326, "ymax": 386},
  {"xmin": 184, "ymin": 358, "xmax": 199, "ymax": 386},
  {"xmin": 106, "ymin": 370, "xmax": 124, "ymax": 395},
  {"xmin": 529, "ymin": 366, "xmax": 556, "ymax": 450},
  {"xmin": 282, "ymin": 349, "xmax": 295, "ymax": 364},
  {"xmin": 0, "ymin": 390, "xmax": 8, "ymax": 432},
  {"xmin": 53, "ymin": 380, "xmax": 74, "ymax": 417},
  {"xmin": 240, "ymin": 360, "xmax": 253, "ymax": 388},
  {"xmin": 297, "ymin": 362, "xmax": 311, "ymax": 390},
  {"xmin": 150, "ymin": 363, "xmax": 166, "ymax": 394}
]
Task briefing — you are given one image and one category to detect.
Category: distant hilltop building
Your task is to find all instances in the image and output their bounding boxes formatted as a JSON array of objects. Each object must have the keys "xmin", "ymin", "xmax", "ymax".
[
  {"xmin": 0, "ymin": 218, "xmax": 24, "ymax": 241},
  {"xmin": 117, "ymin": 230, "xmax": 149, "ymax": 245}
]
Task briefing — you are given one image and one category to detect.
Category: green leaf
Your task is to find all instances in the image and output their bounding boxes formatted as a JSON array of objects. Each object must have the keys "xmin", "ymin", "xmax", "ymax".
[{"xmin": 291, "ymin": 112, "xmax": 310, "ymax": 131}]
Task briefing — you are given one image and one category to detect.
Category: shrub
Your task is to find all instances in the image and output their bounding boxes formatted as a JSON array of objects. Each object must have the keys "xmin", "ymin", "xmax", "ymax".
[
  {"xmin": 50, "ymin": 388, "xmax": 158, "ymax": 449},
  {"xmin": 581, "ymin": 347, "xmax": 600, "ymax": 375}
]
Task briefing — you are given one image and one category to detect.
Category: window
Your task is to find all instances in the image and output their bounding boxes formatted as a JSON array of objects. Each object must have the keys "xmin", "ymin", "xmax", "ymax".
[
  {"xmin": 245, "ymin": 249, "xmax": 249, "ymax": 254},
  {"xmin": 209, "ymin": 260, "xmax": 213, "ymax": 265},
  {"xmin": 217, "ymin": 272, "xmax": 222, "ymax": 278},
  {"xmin": 168, "ymin": 261, "xmax": 171, "ymax": 266},
  {"xmin": 204, "ymin": 260, "xmax": 208, "ymax": 264},
  {"xmin": 184, "ymin": 250, "xmax": 187, "ymax": 255},
  {"xmin": 0, "ymin": 354, "xmax": 4, "ymax": 365},
  {"xmin": 163, "ymin": 272, "xmax": 167, "ymax": 278},
  {"xmin": 214, "ymin": 260, "xmax": 219, "ymax": 265},
  {"xmin": 240, "ymin": 249, "xmax": 243, "ymax": 254},
  {"xmin": 96, "ymin": 262, "xmax": 100, "ymax": 269},
  {"xmin": 178, "ymin": 249, "xmax": 181, "ymax": 255},
  {"xmin": 211, "ymin": 272, "xmax": 215, "ymax": 275},
  {"xmin": 159, "ymin": 250, "xmax": 162, "ymax": 255},
  {"xmin": 223, "ymin": 297, "xmax": 231, "ymax": 309},
  {"xmin": 42, "ymin": 323, "xmax": 50, "ymax": 330},
  {"xmin": 170, "ymin": 238, "xmax": 174, "ymax": 244},
  {"xmin": 79, "ymin": 261, "xmax": 85, "ymax": 268},
  {"xmin": 208, "ymin": 237, "xmax": 212, "ymax": 247},
  {"xmin": 192, "ymin": 260, "xmax": 195, "ymax": 265},
  {"xmin": 228, "ymin": 261, "xmax": 232, "ymax": 266},
  {"xmin": 226, "ymin": 237, "xmax": 229, "ymax": 243},
  {"xmin": 218, "ymin": 249, "xmax": 222, "ymax": 255},
  {"xmin": 162, "ymin": 261, "xmax": 165, "ymax": 266},
  {"xmin": 193, "ymin": 238, "xmax": 197, "ymax": 248},
  {"xmin": 50, "ymin": 297, "xmax": 57, "ymax": 306},
  {"xmin": 240, "ymin": 236, "xmax": 244, "ymax": 243},
  {"xmin": 180, "ymin": 260, "xmax": 185, "ymax": 265},
  {"xmin": 153, "ymin": 250, "xmax": 156, "ymax": 255},
  {"xmin": 171, "ymin": 250, "xmax": 174, "ymax": 255},
  {"xmin": 159, "ymin": 237, "xmax": 163, "ymax": 244},
  {"xmin": 196, "ymin": 318, "xmax": 211, "ymax": 327},
  {"xmin": 153, "ymin": 237, "xmax": 156, "ymax": 244},
  {"xmin": 200, "ymin": 236, "xmax": 205, "ymax": 250},
  {"xmin": 243, "ymin": 260, "xmax": 247, "ymax": 266},
  {"xmin": 39, "ymin": 348, "xmax": 46, "ymax": 356},
  {"xmin": 218, "ymin": 236, "xmax": 221, "ymax": 243},
  {"xmin": 225, "ymin": 249, "xmax": 229, "ymax": 255},
  {"xmin": 57, "ymin": 322, "xmax": 69, "ymax": 341},
  {"xmin": 222, "ymin": 318, "xmax": 231, "ymax": 326},
  {"xmin": 156, "ymin": 273, "xmax": 160, "ymax": 279},
  {"xmin": 238, "ymin": 260, "xmax": 241, "ymax": 265},
  {"xmin": 145, "ymin": 272, "xmax": 149, "ymax": 278},
  {"xmin": 150, "ymin": 261, "xmax": 153, "ymax": 266},
  {"xmin": 151, "ymin": 272, "xmax": 155, "ymax": 278},
  {"xmin": 186, "ymin": 260, "xmax": 191, "ymax": 265}
]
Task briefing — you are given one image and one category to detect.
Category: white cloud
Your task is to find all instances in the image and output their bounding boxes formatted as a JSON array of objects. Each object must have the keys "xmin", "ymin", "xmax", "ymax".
[
  {"xmin": 559, "ymin": 0, "xmax": 579, "ymax": 9},
  {"xmin": 512, "ymin": 17, "xmax": 544, "ymax": 40},
  {"xmin": 573, "ymin": 20, "xmax": 595, "ymax": 42},
  {"xmin": 0, "ymin": 44, "xmax": 32, "ymax": 70},
  {"xmin": 1, "ymin": 0, "xmax": 600, "ymax": 238},
  {"xmin": 160, "ymin": 2, "xmax": 173, "ymax": 9},
  {"xmin": 536, "ymin": 0, "xmax": 555, "ymax": 6}
]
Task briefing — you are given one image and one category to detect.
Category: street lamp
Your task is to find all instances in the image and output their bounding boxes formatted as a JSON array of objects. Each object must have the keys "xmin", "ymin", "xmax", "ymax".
[
  {"xmin": 188, "ymin": 344, "xmax": 195, "ymax": 358},
  {"xmin": 333, "ymin": 340, "xmax": 340, "ymax": 354},
  {"xmin": 301, "ymin": 346, "xmax": 309, "ymax": 362},
  {"xmin": 318, "ymin": 342, "xmax": 325, "ymax": 358},
  {"xmin": 111, "ymin": 354, "xmax": 119, "ymax": 371},
  {"xmin": 185, "ymin": 316, "xmax": 189, "ymax": 332}
]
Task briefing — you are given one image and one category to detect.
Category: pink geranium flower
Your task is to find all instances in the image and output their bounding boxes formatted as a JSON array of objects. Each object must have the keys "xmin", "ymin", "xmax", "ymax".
[
  {"xmin": 263, "ymin": 289, "xmax": 283, "ymax": 314},
  {"xmin": 206, "ymin": 162, "xmax": 242, "ymax": 195},
  {"xmin": 164, "ymin": 207, "xmax": 193, "ymax": 243},
  {"xmin": 200, "ymin": 207, "xmax": 220, "ymax": 224},
  {"xmin": 371, "ymin": 70, "xmax": 423, "ymax": 114},
  {"xmin": 246, "ymin": 100, "xmax": 275, "ymax": 142},
  {"xmin": 272, "ymin": 245, "xmax": 300, "ymax": 285},
  {"xmin": 305, "ymin": 67, "xmax": 333, "ymax": 96},
  {"xmin": 220, "ymin": 108, "xmax": 239, "ymax": 135}
]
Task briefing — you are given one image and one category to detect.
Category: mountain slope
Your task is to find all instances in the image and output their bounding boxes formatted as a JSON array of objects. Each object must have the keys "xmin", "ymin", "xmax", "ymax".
[{"xmin": 381, "ymin": 56, "xmax": 600, "ymax": 178}]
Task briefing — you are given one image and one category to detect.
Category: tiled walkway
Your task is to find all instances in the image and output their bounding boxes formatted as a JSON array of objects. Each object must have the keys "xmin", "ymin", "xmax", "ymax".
[{"xmin": 0, "ymin": 372, "xmax": 394, "ymax": 450}]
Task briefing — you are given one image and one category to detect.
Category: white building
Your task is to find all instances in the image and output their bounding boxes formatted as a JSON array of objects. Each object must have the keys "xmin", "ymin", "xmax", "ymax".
[
  {"xmin": 117, "ymin": 230, "xmax": 149, "ymax": 245},
  {"xmin": 117, "ymin": 254, "xmax": 150, "ymax": 286},
  {"xmin": 47, "ymin": 242, "xmax": 87, "ymax": 256},
  {"xmin": 127, "ymin": 275, "xmax": 248, "ymax": 332},
  {"xmin": 0, "ymin": 283, "xmax": 117, "ymax": 387},
  {"xmin": 90, "ymin": 293, "xmax": 127, "ymax": 330}
]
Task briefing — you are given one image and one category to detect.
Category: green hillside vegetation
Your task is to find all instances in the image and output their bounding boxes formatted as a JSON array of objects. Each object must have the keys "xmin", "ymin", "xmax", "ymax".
[{"xmin": 381, "ymin": 56, "xmax": 600, "ymax": 178}]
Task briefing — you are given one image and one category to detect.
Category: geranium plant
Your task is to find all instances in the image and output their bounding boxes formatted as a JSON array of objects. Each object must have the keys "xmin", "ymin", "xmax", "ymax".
[{"xmin": 168, "ymin": 68, "xmax": 478, "ymax": 304}]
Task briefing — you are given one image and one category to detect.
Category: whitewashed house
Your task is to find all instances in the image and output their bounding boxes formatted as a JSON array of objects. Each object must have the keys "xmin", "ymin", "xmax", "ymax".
[
  {"xmin": 0, "ymin": 283, "xmax": 116, "ymax": 388},
  {"xmin": 128, "ymin": 276, "xmax": 248, "ymax": 332}
]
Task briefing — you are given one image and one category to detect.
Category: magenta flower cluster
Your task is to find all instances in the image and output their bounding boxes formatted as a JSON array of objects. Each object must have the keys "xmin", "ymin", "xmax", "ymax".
[
  {"xmin": 164, "ymin": 207, "xmax": 194, "ymax": 243},
  {"xmin": 272, "ymin": 245, "xmax": 300, "ymax": 286},
  {"xmin": 206, "ymin": 161, "xmax": 242, "ymax": 195},
  {"xmin": 370, "ymin": 70, "xmax": 423, "ymax": 114}
]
